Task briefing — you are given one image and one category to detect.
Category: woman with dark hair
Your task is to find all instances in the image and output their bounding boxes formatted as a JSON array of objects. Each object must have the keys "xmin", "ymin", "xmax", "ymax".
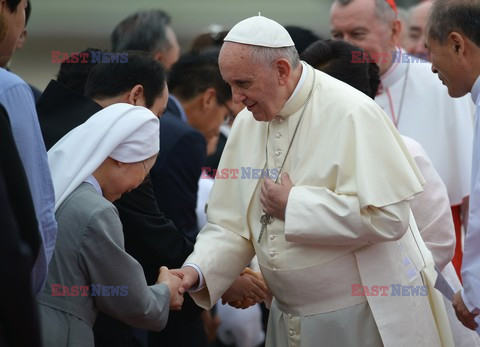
[{"xmin": 301, "ymin": 39, "xmax": 380, "ymax": 98}]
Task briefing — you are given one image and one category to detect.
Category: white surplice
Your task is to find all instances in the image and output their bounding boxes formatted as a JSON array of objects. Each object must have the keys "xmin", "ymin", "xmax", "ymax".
[
  {"xmin": 403, "ymin": 136, "xmax": 480, "ymax": 345},
  {"xmin": 375, "ymin": 52, "xmax": 474, "ymax": 205}
]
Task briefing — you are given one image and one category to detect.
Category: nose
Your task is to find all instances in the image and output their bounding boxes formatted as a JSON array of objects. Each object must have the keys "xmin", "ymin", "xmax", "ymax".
[
  {"xmin": 412, "ymin": 40, "xmax": 426, "ymax": 55},
  {"xmin": 431, "ymin": 65, "xmax": 438, "ymax": 74},
  {"xmin": 231, "ymin": 87, "xmax": 247, "ymax": 104}
]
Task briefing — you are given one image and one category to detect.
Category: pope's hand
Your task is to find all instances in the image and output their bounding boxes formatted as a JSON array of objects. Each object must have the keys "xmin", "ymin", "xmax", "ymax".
[
  {"xmin": 221, "ymin": 268, "xmax": 268, "ymax": 309},
  {"xmin": 453, "ymin": 290, "xmax": 479, "ymax": 330},
  {"xmin": 260, "ymin": 172, "xmax": 293, "ymax": 221},
  {"xmin": 169, "ymin": 266, "xmax": 200, "ymax": 294},
  {"xmin": 157, "ymin": 266, "xmax": 184, "ymax": 310}
]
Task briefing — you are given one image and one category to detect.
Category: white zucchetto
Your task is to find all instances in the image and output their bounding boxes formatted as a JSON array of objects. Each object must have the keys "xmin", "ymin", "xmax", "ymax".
[{"xmin": 224, "ymin": 15, "xmax": 294, "ymax": 48}]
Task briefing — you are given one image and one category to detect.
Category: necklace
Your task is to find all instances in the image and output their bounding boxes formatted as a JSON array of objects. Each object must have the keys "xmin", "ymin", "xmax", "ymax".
[
  {"xmin": 390, "ymin": 62, "xmax": 410, "ymax": 128},
  {"xmin": 257, "ymin": 71, "xmax": 316, "ymax": 243}
]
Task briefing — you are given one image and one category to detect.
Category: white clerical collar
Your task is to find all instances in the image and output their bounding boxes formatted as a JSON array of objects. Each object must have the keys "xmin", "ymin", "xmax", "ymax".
[
  {"xmin": 381, "ymin": 47, "xmax": 409, "ymax": 89},
  {"xmin": 471, "ymin": 75, "xmax": 480, "ymax": 105},
  {"xmin": 84, "ymin": 175, "xmax": 103, "ymax": 196},
  {"xmin": 283, "ymin": 61, "xmax": 307, "ymax": 109}
]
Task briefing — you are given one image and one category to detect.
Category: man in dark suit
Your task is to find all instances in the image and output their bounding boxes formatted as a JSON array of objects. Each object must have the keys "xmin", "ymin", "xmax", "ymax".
[
  {"xmin": 150, "ymin": 51, "xmax": 233, "ymax": 244},
  {"xmin": 146, "ymin": 50, "xmax": 234, "ymax": 347},
  {"xmin": 37, "ymin": 52, "xmax": 194, "ymax": 347},
  {"xmin": 110, "ymin": 12, "xmax": 227, "ymax": 346},
  {"xmin": 37, "ymin": 47, "xmax": 102, "ymax": 149},
  {"xmin": 152, "ymin": 100, "xmax": 207, "ymax": 243}
]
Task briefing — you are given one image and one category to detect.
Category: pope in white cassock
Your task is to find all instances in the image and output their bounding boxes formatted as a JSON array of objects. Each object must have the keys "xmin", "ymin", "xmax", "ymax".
[{"xmin": 172, "ymin": 15, "xmax": 451, "ymax": 347}]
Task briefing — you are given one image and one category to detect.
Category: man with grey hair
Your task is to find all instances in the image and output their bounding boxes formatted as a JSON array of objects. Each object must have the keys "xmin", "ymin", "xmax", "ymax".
[
  {"xmin": 171, "ymin": 15, "xmax": 447, "ymax": 346},
  {"xmin": 111, "ymin": 10, "xmax": 180, "ymax": 70},
  {"xmin": 425, "ymin": 0, "xmax": 480, "ymax": 333},
  {"xmin": 330, "ymin": 0, "xmax": 475, "ymax": 283}
]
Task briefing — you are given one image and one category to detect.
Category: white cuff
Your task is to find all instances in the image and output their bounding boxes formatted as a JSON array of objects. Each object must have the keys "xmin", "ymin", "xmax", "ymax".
[{"xmin": 183, "ymin": 263, "xmax": 205, "ymax": 292}]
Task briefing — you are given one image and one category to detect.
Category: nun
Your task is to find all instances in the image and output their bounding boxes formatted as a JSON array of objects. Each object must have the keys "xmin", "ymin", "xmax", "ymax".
[{"xmin": 38, "ymin": 103, "xmax": 183, "ymax": 346}]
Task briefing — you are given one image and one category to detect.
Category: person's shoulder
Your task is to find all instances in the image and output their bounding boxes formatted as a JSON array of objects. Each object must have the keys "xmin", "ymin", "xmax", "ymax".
[
  {"xmin": 400, "ymin": 135, "xmax": 428, "ymax": 159},
  {"xmin": 314, "ymin": 69, "xmax": 370, "ymax": 102},
  {"xmin": 313, "ymin": 69, "xmax": 383, "ymax": 118},
  {"xmin": 161, "ymin": 112, "xmax": 204, "ymax": 140},
  {"xmin": 0, "ymin": 68, "xmax": 25, "ymax": 84},
  {"xmin": 59, "ymin": 183, "xmax": 117, "ymax": 220},
  {"xmin": 0, "ymin": 68, "xmax": 31, "ymax": 94}
]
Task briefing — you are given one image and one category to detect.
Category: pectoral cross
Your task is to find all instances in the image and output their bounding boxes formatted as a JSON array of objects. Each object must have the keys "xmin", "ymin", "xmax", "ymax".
[{"xmin": 258, "ymin": 214, "xmax": 273, "ymax": 243}]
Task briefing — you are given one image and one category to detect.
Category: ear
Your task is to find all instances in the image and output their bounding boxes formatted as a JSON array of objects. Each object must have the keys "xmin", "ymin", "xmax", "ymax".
[
  {"xmin": 276, "ymin": 59, "xmax": 291, "ymax": 86},
  {"xmin": 449, "ymin": 32, "xmax": 465, "ymax": 55},
  {"xmin": 153, "ymin": 51, "xmax": 164, "ymax": 64},
  {"xmin": 16, "ymin": 29, "xmax": 28, "ymax": 50},
  {"xmin": 200, "ymin": 87, "xmax": 217, "ymax": 110},
  {"xmin": 127, "ymin": 84, "xmax": 145, "ymax": 106},
  {"xmin": 390, "ymin": 19, "xmax": 402, "ymax": 48}
]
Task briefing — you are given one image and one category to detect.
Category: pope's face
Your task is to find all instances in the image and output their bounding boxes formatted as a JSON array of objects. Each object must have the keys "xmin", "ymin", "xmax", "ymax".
[
  {"xmin": 219, "ymin": 42, "xmax": 285, "ymax": 122},
  {"xmin": 426, "ymin": 36, "xmax": 469, "ymax": 98},
  {"xmin": 330, "ymin": 0, "xmax": 397, "ymax": 75}
]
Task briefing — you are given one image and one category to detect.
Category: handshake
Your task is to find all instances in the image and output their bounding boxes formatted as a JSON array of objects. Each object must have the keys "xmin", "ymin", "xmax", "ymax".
[
  {"xmin": 157, "ymin": 266, "xmax": 271, "ymax": 311},
  {"xmin": 221, "ymin": 267, "xmax": 271, "ymax": 309}
]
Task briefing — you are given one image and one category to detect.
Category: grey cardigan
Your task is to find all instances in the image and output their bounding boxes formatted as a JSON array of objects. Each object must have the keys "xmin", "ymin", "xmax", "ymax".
[{"xmin": 38, "ymin": 183, "xmax": 169, "ymax": 346}]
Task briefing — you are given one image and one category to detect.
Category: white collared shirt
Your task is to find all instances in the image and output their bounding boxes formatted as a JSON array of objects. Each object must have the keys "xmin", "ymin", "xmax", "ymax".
[
  {"xmin": 461, "ymin": 74, "xmax": 480, "ymax": 323},
  {"xmin": 84, "ymin": 175, "xmax": 102, "ymax": 196}
]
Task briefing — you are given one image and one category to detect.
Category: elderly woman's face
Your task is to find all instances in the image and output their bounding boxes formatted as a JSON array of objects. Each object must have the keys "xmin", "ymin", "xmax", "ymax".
[
  {"xmin": 103, "ymin": 156, "xmax": 156, "ymax": 202},
  {"xmin": 219, "ymin": 42, "xmax": 285, "ymax": 122}
]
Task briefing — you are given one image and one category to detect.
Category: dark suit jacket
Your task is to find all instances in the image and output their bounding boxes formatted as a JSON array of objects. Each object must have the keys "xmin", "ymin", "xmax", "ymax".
[
  {"xmin": 37, "ymin": 80, "xmax": 102, "ymax": 149},
  {"xmin": 148, "ymin": 99, "xmax": 208, "ymax": 347},
  {"xmin": 0, "ymin": 104, "xmax": 42, "ymax": 347},
  {"xmin": 150, "ymin": 98, "xmax": 207, "ymax": 243},
  {"xmin": 37, "ymin": 82, "xmax": 195, "ymax": 346}
]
